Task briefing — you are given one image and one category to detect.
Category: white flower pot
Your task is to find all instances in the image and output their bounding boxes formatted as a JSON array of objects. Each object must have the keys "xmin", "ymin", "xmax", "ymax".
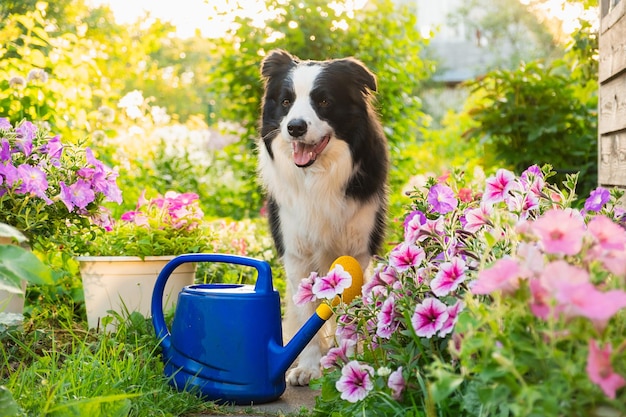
[
  {"xmin": 0, "ymin": 280, "xmax": 27, "ymax": 314},
  {"xmin": 76, "ymin": 256, "xmax": 196, "ymax": 331},
  {"xmin": 0, "ymin": 236, "xmax": 27, "ymax": 317}
]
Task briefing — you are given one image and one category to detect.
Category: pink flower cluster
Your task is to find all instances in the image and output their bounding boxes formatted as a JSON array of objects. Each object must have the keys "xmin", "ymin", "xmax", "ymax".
[
  {"xmin": 472, "ymin": 178, "xmax": 626, "ymax": 399},
  {"xmin": 293, "ymin": 264, "xmax": 353, "ymax": 305},
  {"xmin": 120, "ymin": 190, "xmax": 204, "ymax": 231}
]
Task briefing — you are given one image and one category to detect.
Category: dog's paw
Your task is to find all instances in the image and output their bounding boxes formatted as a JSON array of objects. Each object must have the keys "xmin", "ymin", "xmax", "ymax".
[{"xmin": 286, "ymin": 365, "xmax": 322, "ymax": 386}]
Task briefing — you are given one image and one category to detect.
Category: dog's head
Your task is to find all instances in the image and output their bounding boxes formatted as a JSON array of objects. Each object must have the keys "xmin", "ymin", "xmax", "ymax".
[{"xmin": 260, "ymin": 49, "xmax": 377, "ymax": 168}]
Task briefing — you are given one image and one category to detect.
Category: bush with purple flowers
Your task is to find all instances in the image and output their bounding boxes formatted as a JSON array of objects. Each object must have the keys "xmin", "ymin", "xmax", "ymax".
[
  {"xmin": 308, "ymin": 166, "xmax": 626, "ymax": 416},
  {"xmin": 0, "ymin": 118, "xmax": 121, "ymax": 250}
]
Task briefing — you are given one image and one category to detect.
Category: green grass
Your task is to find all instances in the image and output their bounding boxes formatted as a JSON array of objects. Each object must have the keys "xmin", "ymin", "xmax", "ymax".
[{"xmin": 0, "ymin": 303, "xmax": 226, "ymax": 417}]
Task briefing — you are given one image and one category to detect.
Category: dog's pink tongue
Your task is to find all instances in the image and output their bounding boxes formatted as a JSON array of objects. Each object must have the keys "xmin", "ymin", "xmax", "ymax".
[{"xmin": 292, "ymin": 142, "xmax": 316, "ymax": 166}]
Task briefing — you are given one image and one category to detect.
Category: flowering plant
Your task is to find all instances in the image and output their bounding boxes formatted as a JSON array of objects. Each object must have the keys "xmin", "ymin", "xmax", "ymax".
[
  {"xmin": 0, "ymin": 118, "xmax": 121, "ymax": 250},
  {"xmin": 70, "ymin": 190, "xmax": 212, "ymax": 258},
  {"xmin": 307, "ymin": 165, "xmax": 626, "ymax": 416}
]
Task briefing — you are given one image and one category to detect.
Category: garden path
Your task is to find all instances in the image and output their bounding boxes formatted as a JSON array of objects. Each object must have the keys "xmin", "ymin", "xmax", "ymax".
[{"xmin": 195, "ymin": 385, "xmax": 319, "ymax": 416}]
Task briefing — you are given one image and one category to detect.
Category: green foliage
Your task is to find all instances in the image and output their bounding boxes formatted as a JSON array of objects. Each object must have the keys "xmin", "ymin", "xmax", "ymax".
[
  {"xmin": 464, "ymin": 60, "xmax": 597, "ymax": 199},
  {"xmin": 0, "ymin": 310, "xmax": 223, "ymax": 416}
]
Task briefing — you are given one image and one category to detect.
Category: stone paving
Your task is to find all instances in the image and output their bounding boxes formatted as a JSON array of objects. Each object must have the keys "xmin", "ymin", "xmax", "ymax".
[{"xmin": 195, "ymin": 385, "xmax": 319, "ymax": 416}]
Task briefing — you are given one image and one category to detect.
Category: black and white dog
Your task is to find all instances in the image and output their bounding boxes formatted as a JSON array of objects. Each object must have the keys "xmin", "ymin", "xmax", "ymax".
[{"xmin": 258, "ymin": 50, "xmax": 389, "ymax": 385}]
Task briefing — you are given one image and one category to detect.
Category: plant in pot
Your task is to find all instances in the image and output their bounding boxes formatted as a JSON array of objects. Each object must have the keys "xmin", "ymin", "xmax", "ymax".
[
  {"xmin": 69, "ymin": 190, "xmax": 213, "ymax": 331},
  {"xmin": 0, "ymin": 118, "xmax": 121, "ymax": 315}
]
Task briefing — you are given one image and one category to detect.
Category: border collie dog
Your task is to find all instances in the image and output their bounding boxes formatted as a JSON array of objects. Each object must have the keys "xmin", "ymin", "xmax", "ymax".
[{"xmin": 258, "ymin": 49, "xmax": 389, "ymax": 385}]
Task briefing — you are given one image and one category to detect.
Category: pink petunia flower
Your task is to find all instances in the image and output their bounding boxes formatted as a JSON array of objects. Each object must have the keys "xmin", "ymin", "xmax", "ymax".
[
  {"xmin": 389, "ymin": 243, "xmax": 425, "ymax": 272},
  {"xmin": 586, "ymin": 339, "xmax": 626, "ymax": 399},
  {"xmin": 587, "ymin": 215, "xmax": 626, "ymax": 251},
  {"xmin": 416, "ymin": 216, "xmax": 445, "ymax": 242},
  {"xmin": 312, "ymin": 264, "xmax": 352, "ymax": 300},
  {"xmin": 531, "ymin": 209, "xmax": 586, "ymax": 255},
  {"xmin": 555, "ymin": 283, "xmax": 626, "ymax": 330},
  {"xmin": 376, "ymin": 295, "xmax": 400, "ymax": 339},
  {"xmin": 463, "ymin": 202, "xmax": 493, "ymax": 233},
  {"xmin": 321, "ymin": 338, "xmax": 356, "ymax": 369},
  {"xmin": 293, "ymin": 272, "xmax": 318, "ymax": 306},
  {"xmin": 335, "ymin": 360, "xmax": 375, "ymax": 403},
  {"xmin": 519, "ymin": 165, "xmax": 544, "ymax": 197},
  {"xmin": 427, "ymin": 184, "xmax": 458, "ymax": 214},
  {"xmin": 438, "ymin": 300, "xmax": 464, "ymax": 337},
  {"xmin": 336, "ymin": 314, "xmax": 358, "ymax": 342},
  {"xmin": 411, "ymin": 297, "xmax": 449, "ymax": 339},
  {"xmin": 483, "ymin": 168, "xmax": 517, "ymax": 204},
  {"xmin": 472, "ymin": 258, "xmax": 522, "ymax": 295},
  {"xmin": 388, "ymin": 367, "xmax": 406, "ymax": 400},
  {"xmin": 403, "ymin": 210, "xmax": 426, "ymax": 243},
  {"xmin": 431, "ymin": 256, "xmax": 467, "ymax": 296}
]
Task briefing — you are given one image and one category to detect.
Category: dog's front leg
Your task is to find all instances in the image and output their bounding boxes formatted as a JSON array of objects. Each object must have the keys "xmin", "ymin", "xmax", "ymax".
[{"xmin": 282, "ymin": 255, "xmax": 326, "ymax": 386}]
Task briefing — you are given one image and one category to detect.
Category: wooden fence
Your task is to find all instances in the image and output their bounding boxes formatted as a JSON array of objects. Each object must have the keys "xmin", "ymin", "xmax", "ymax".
[{"xmin": 599, "ymin": 0, "xmax": 626, "ymax": 187}]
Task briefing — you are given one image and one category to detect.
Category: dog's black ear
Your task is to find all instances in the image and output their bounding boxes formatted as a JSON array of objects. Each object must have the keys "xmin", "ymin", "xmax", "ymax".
[
  {"xmin": 261, "ymin": 49, "xmax": 297, "ymax": 79},
  {"xmin": 332, "ymin": 57, "xmax": 377, "ymax": 93}
]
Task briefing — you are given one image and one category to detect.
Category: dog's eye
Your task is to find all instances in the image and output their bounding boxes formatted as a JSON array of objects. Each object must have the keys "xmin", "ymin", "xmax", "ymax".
[
  {"xmin": 318, "ymin": 99, "xmax": 330, "ymax": 108},
  {"xmin": 282, "ymin": 99, "xmax": 291, "ymax": 107}
]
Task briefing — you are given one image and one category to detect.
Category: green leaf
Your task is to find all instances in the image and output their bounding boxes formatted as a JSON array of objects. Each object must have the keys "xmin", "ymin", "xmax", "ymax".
[
  {"xmin": 0, "ymin": 386, "xmax": 19, "ymax": 417},
  {"xmin": 0, "ymin": 245, "xmax": 54, "ymax": 289},
  {"xmin": 0, "ymin": 224, "xmax": 27, "ymax": 244}
]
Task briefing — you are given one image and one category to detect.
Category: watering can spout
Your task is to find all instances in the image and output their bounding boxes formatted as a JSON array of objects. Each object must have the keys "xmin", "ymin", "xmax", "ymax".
[
  {"xmin": 268, "ymin": 255, "xmax": 364, "ymax": 383},
  {"xmin": 268, "ymin": 304, "xmax": 333, "ymax": 382}
]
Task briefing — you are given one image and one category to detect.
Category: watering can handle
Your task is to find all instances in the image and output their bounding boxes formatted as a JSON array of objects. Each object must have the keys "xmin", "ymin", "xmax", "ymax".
[{"xmin": 151, "ymin": 253, "xmax": 273, "ymax": 352}]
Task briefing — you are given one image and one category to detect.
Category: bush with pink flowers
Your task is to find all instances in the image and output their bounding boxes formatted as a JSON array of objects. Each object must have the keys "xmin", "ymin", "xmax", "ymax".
[
  {"xmin": 69, "ymin": 190, "xmax": 212, "ymax": 258},
  {"xmin": 306, "ymin": 166, "xmax": 626, "ymax": 416}
]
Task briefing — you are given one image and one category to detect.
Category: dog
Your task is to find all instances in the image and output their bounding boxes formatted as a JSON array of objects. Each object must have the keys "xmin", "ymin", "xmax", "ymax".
[{"xmin": 258, "ymin": 49, "xmax": 389, "ymax": 386}]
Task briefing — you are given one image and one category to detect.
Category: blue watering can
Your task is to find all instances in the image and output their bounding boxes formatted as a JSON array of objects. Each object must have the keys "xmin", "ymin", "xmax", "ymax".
[{"xmin": 151, "ymin": 253, "xmax": 362, "ymax": 405}]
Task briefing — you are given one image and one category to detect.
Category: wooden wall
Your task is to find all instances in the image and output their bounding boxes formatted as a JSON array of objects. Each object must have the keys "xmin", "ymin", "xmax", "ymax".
[{"xmin": 599, "ymin": 0, "xmax": 626, "ymax": 187}]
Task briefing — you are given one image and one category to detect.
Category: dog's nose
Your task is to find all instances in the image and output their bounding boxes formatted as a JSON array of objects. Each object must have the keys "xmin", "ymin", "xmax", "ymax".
[{"xmin": 287, "ymin": 119, "xmax": 307, "ymax": 137}]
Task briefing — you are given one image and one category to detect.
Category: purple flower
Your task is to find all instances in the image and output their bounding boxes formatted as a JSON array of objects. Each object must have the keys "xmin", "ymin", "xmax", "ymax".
[
  {"xmin": 411, "ymin": 297, "xmax": 449, "ymax": 339},
  {"xmin": 16, "ymin": 164, "xmax": 52, "ymax": 203},
  {"xmin": 0, "ymin": 162, "xmax": 18, "ymax": 187},
  {"xmin": 15, "ymin": 121, "xmax": 37, "ymax": 157},
  {"xmin": 430, "ymin": 256, "xmax": 467, "ymax": 296},
  {"xmin": 0, "ymin": 117, "xmax": 11, "ymax": 131},
  {"xmin": 427, "ymin": 184, "xmax": 458, "ymax": 214},
  {"xmin": 43, "ymin": 135, "xmax": 63, "ymax": 161},
  {"xmin": 585, "ymin": 187, "xmax": 610, "ymax": 212},
  {"xmin": 388, "ymin": 367, "xmax": 405, "ymax": 400},
  {"xmin": 335, "ymin": 360, "xmax": 374, "ymax": 403},
  {"xmin": 60, "ymin": 179, "xmax": 96, "ymax": 210},
  {"xmin": 389, "ymin": 243, "xmax": 425, "ymax": 272},
  {"xmin": 312, "ymin": 264, "xmax": 352, "ymax": 299},
  {"xmin": 0, "ymin": 140, "xmax": 10, "ymax": 161}
]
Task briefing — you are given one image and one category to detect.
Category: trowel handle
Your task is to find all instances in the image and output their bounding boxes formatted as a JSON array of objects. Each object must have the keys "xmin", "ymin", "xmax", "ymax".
[{"xmin": 151, "ymin": 253, "xmax": 273, "ymax": 352}]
